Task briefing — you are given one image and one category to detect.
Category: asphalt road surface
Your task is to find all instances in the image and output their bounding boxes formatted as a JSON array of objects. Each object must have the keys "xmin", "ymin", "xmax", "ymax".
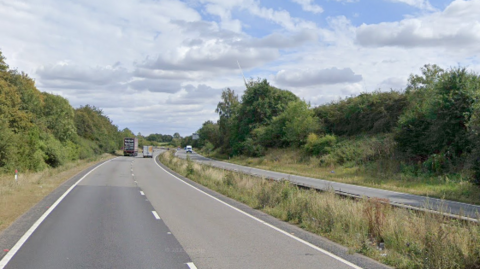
[
  {"xmin": 0, "ymin": 151, "xmax": 388, "ymax": 269},
  {"xmin": 175, "ymin": 150, "xmax": 480, "ymax": 219},
  {"xmin": 2, "ymin": 157, "xmax": 191, "ymax": 269}
]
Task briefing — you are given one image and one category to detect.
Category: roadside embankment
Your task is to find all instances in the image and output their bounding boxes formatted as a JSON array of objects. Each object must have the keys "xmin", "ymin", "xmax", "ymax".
[
  {"xmin": 160, "ymin": 150, "xmax": 480, "ymax": 269},
  {"xmin": 203, "ymin": 147, "xmax": 480, "ymax": 206}
]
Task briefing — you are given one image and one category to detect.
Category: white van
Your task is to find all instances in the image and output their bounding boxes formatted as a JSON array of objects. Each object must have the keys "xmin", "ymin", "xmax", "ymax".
[
  {"xmin": 143, "ymin": 145, "xmax": 153, "ymax": 158},
  {"xmin": 186, "ymin": 145, "xmax": 193, "ymax": 153}
]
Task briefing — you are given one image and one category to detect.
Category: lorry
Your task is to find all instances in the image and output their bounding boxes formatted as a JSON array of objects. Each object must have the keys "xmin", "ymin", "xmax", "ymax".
[
  {"xmin": 143, "ymin": 145, "xmax": 153, "ymax": 158},
  {"xmin": 123, "ymin": 137, "xmax": 138, "ymax": 156},
  {"xmin": 186, "ymin": 145, "xmax": 193, "ymax": 153}
]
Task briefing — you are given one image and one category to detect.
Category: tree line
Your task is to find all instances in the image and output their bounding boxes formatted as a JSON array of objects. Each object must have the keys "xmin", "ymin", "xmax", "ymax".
[
  {"xmin": 0, "ymin": 51, "xmax": 133, "ymax": 173},
  {"xmin": 190, "ymin": 66, "xmax": 480, "ymax": 185}
]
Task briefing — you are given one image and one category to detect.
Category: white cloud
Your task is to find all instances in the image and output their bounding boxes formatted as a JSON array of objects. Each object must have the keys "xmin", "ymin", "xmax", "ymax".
[
  {"xmin": 198, "ymin": 0, "xmax": 318, "ymax": 32},
  {"xmin": 357, "ymin": 0, "xmax": 480, "ymax": 54},
  {"xmin": 274, "ymin": 67, "xmax": 363, "ymax": 87},
  {"xmin": 36, "ymin": 63, "xmax": 129, "ymax": 88},
  {"xmin": 387, "ymin": 0, "xmax": 436, "ymax": 11},
  {"xmin": 291, "ymin": 0, "xmax": 324, "ymax": 14},
  {"xmin": 1, "ymin": 0, "xmax": 480, "ymax": 136},
  {"xmin": 335, "ymin": 0, "xmax": 359, "ymax": 3}
]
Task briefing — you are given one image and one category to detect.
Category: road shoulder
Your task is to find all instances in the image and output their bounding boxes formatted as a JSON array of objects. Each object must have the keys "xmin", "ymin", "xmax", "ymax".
[
  {"xmin": 0, "ymin": 159, "xmax": 113, "ymax": 260},
  {"xmin": 155, "ymin": 156, "xmax": 391, "ymax": 269}
]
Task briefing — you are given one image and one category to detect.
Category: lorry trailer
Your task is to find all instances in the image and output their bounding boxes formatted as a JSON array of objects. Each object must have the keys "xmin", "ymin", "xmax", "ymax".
[{"xmin": 123, "ymin": 137, "xmax": 138, "ymax": 156}]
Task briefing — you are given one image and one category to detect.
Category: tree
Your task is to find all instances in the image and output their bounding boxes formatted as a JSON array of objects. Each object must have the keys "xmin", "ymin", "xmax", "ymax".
[
  {"xmin": 216, "ymin": 88, "xmax": 239, "ymax": 152},
  {"xmin": 279, "ymin": 100, "xmax": 320, "ymax": 146},
  {"xmin": 197, "ymin": 120, "xmax": 220, "ymax": 148},
  {"xmin": 0, "ymin": 51, "xmax": 8, "ymax": 73},
  {"xmin": 74, "ymin": 105, "xmax": 119, "ymax": 153},
  {"xmin": 0, "ymin": 78, "xmax": 32, "ymax": 133},
  {"xmin": 236, "ymin": 79, "xmax": 298, "ymax": 144},
  {"xmin": 42, "ymin": 93, "xmax": 76, "ymax": 142},
  {"xmin": 406, "ymin": 64, "xmax": 444, "ymax": 92},
  {"xmin": 120, "ymin": 128, "xmax": 135, "ymax": 138},
  {"xmin": 314, "ymin": 91, "xmax": 408, "ymax": 136},
  {"xmin": 0, "ymin": 49, "xmax": 129, "ymax": 173},
  {"xmin": 395, "ymin": 67, "xmax": 480, "ymax": 163},
  {"xmin": 146, "ymin": 133, "xmax": 163, "ymax": 142}
]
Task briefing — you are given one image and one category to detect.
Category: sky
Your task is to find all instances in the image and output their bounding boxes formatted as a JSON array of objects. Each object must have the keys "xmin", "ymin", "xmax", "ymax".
[{"xmin": 1, "ymin": 0, "xmax": 479, "ymax": 136}]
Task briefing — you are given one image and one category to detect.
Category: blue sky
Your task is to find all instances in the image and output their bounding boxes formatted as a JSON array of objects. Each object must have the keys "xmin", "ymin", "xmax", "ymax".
[{"xmin": 1, "ymin": 0, "xmax": 479, "ymax": 136}]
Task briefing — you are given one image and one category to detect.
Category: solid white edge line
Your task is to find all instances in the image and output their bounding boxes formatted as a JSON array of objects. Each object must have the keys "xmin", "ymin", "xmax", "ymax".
[
  {"xmin": 152, "ymin": 211, "xmax": 161, "ymax": 220},
  {"xmin": 153, "ymin": 155, "xmax": 363, "ymax": 269},
  {"xmin": 140, "ymin": 191, "xmax": 145, "ymax": 196},
  {"xmin": 0, "ymin": 157, "xmax": 118, "ymax": 269},
  {"xmin": 186, "ymin": 262, "xmax": 198, "ymax": 269}
]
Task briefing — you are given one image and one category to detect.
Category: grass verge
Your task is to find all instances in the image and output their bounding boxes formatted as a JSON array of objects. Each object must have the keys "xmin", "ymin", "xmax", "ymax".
[
  {"xmin": 0, "ymin": 154, "xmax": 115, "ymax": 233},
  {"xmin": 160, "ymin": 150, "xmax": 480, "ymax": 269},
  {"xmin": 202, "ymin": 147, "xmax": 480, "ymax": 205}
]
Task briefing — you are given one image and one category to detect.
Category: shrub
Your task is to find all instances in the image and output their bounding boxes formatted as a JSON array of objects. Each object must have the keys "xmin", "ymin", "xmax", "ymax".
[
  {"xmin": 314, "ymin": 91, "xmax": 408, "ymax": 136},
  {"xmin": 242, "ymin": 138, "xmax": 265, "ymax": 157},
  {"xmin": 396, "ymin": 67, "xmax": 480, "ymax": 161},
  {"xmin": 186, "ymin": 155, "xmax": 194, "ymax": 176},
  {"xmin": 320, "ymin": 135, "xmax": 395, "ymax": 166},
  {"xmin": 41, "ymin": 134, "xmax": 67, "ymax": 168},
  {"xmin": 304, "ymin": 133, "xmax": 336, "ymax": 156},
  {"xmin": 202, "ymin": 141, "xmax": 215, "ymax": 155}
]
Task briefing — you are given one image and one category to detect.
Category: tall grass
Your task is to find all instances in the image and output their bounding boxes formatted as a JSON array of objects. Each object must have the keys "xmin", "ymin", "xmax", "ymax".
[
  {"xmin": 206, "ymin": 143, "xmax": 480, "ymax": 205},
  {"xmin": 160, "ymin": 151, "xmax": 480, "ymax": 269}
]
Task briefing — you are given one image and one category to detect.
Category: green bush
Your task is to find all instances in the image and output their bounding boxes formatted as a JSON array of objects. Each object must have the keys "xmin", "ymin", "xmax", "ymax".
[
  {"xmin": 304, "ymin": 133, "xmax": 336, "ymax": 156},
  {"xmin": 0, "ymin": 119, "xmax": 18, "ymax": 172},
  {"xmin": 77, "ymin": 138, "xmax": 98, "ymax": 160},
  {"xmin": 64, "ymin": 140, "xmax": 80, "ymax": 161},
  {"xmin": 314, "ymin": 91, "xmax": 408, "ymax": 136},
  {"xmin": 319, "ymin": 135, "xmax": 395, "ymax": 166},
  {"xmin": 396, "ymin": 67, "xmax": 480, "ymax": 160},
  {"xmin": 30, "ymin": 149, "xmax": 48, "ymax": 171},
  {"xmin": 202, "ymin": 141, "xmax": 215, "ymax": 155},
  {"xmin": 41, "ymin": 134, "xmax": 67, "ymax": 168},
  {"xmin": 242, "ymin": 138, "xmax": 265, "ymax": 157}
]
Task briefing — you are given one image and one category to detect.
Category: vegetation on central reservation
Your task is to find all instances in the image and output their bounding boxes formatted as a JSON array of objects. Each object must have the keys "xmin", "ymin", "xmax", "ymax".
[
  {"xmin": 160, "ymin": 150, "xmax": 480, "ymax": 269},
  {"xmin": 183, "ymin": 65, "xmax": 480, "ymax": 204}
]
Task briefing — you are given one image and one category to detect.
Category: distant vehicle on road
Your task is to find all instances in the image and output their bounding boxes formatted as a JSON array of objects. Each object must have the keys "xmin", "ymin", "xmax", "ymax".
[
  {"xmin": 123, "ymin": 137, "xmax": 138, "ymax": 156},
  {"xmin": 186, "ymin": 145, "xmax": 193, "ymax": 153},
  {"xmin": 143, "ymin": 145, "xmax": 153, "ymax": 158}
]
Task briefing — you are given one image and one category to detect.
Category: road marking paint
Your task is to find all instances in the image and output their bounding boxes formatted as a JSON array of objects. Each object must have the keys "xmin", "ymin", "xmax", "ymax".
[
  {"xmin": 167, "ymin": 232, "xmax": 171, "ymax": 234},
  {"xmin": 152, "ymin": 211, "xmax": 161, "ymax": 220},
  {"xmin": 140, "ymin": 191, "xmax": 145, "ymax": 196},
  {"xmin": 186, "ymin": 262, "xmax": 197, "ymax": 269},
  {"xmin": 132, "ymin": 174, "xmax": 134, "ymax": 176},
  {"xmin": 153, "ymin": 156, "xmax": 362, "ymax": 269},
  {"xmin": 0, "ymin": 158, "xmax": 118, "ymax": 269}
]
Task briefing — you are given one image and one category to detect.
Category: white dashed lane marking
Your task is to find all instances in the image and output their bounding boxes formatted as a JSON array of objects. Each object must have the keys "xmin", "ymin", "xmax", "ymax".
[{"xmin": 151, "ymin": 211, "xmax": 161, "ymax": 220}]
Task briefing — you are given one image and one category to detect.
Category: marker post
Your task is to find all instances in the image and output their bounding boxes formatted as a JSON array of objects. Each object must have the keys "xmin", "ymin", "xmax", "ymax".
[{"xmin": 15, "ymin": 169, "xmax": 18, "ymax": 182}]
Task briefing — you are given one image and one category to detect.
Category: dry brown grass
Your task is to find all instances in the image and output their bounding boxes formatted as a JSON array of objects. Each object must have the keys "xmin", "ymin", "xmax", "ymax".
[
  {"xmin": 0, "ymin": 154, "xmax": 114, "ymax": 233},
  {"xmin": 161, "ymin": 151, "xmax": 480, "ymax": 269}
]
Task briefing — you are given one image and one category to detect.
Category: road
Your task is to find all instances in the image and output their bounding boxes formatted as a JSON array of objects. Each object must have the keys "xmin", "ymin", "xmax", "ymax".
[
  {"xmin": 0, "ymin": 151, "xmax": 387, "ymax": 269},
  {"xmin": 175, "ymin": 150, "xmax": 480, "ymax": 219}
]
